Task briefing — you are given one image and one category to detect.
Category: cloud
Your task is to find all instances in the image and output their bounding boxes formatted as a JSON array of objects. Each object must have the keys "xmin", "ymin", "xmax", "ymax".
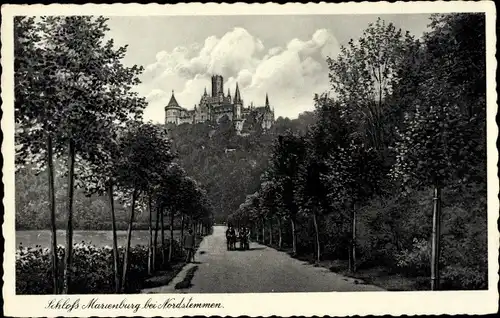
[
  {"xmin": 145, "ymin": 89, "xmax": 167, "ymax": 102},
  {"xmin": 140, "ymin": 27, "xmax": 339, "ymax": 122}
]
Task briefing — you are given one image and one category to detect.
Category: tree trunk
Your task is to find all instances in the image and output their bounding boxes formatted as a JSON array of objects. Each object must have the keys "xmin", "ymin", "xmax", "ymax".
[
  {"xmin": 431, "ymin": 183, "xmax": 442, "ymax": 290},
  {"xmin": 261, "ymin": 218, "xmax": 265, "ymax": 244},
  {"xmin": 160, "ymin": 207, "xmax": 165, "ymax": 267},
  {"xmin": 147, "ymin": 194, "xmax": 153, "ymax": 275},
  {"xmin": 169, "ymin": 210, "xmax": 174, "ymax": 262},
  {"xmin": 121, "ymin": 186, "xmax": 138, "ymax": 292},
  {"xmin": 47, "ymin": 135, "xmax": 58, "ymax": 294},
  {"xmin": 277, "ymin": 217, "xmax": 283, "ymax": 249},
  {"xmin": 62, "ymin": 139, "xmax": 75, "ymax": 294},
  {"xmin": 107, "ymin": 183, "xmax": 120, "ymax": 293},
  {"xmin": 269, "ymin": 217, "xmax": 273, "ymax": 246},
  {"xmin": 291, "ymin": 218, "xmax": 297, "ymax": 255},
  {"xmin": 349, "ymin": 204, "xmax": 357, "ymax": 273},
  {"xmin": 181, "ymin": 214, "xmax": 185, "ymax": 245},
  {"xmin": 153, "ymin": 204, "xmax": 160, "ymax": 271},
  {"xmin": 312, "ymin": 211, "xmax": 321, "ymax": 264}
]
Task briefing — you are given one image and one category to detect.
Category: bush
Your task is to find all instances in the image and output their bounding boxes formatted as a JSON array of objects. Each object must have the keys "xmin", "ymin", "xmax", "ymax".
[
  {"xmin": 394, "ymin": 238, "xmax": 431, "ymax": 276},
  {"xmin": 16, "ymin": 239, "xmax": 186, "ymax": 294}
]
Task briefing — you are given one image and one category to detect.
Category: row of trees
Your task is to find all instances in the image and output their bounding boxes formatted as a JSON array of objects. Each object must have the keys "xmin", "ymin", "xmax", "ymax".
[
  {"xmin": 229, "ymin": 13, "xmax": 486, "ymax": 290},
  {"xmin": 15, "ymin": 16, "xmax": 213, "ymax": 294}
]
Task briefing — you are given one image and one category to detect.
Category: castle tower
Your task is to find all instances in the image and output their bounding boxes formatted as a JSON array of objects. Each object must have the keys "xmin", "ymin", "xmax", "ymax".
[
  {"xmin": 165, "ymin": 90, "xmax": 181, "ymax": 125},
  {"xmin": 211, "ymin": 75, "xmax": 224, "ymax": 97},
  {"xmin": 227, "ymin": 88, "xmax": 231, "ymax": 103}
]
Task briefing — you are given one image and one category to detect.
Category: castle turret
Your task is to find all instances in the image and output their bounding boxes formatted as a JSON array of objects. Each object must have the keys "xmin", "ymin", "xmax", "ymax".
[
  {"xmin": 234, "ymin": 83, "xmax": 242, "ymax": 105},
  {"xmin": 262, "ymin": 93, "xmax": 274, "ymax": 130},
  {"xmin": 165, "ymin": 90, "xmax": 182, "ymax": 125}
]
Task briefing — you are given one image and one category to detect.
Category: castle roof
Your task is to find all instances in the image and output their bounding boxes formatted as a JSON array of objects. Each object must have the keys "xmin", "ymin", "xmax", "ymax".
[
  {"xmin": 234, "ymin": 83, "xmax": 242, "ymax": 103},
  {"xmin": 166, "ymin": 90, "xmax": 181, "ymax": 109}
]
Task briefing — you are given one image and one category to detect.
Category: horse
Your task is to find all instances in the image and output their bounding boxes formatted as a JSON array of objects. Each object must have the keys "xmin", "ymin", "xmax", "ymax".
[{"xmin": 226, "ymin": 233, "xmax": 237, "ymax": 250}]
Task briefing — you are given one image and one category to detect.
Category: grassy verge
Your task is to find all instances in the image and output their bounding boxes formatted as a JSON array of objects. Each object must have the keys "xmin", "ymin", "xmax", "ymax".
[
  {"xmin": 175, "ymin": 266, "xmax": 199, "ymax": 289},
  {"xmin": 261, "ymin": 243, "xmax": 428, "ymax": 291},
  {"xmin": 141, "ymin": 232, "xmax": 206, "ymax": 290},
  {"xmin": 141, "ymin": 262, "xmax": 186, "ymax": 291}
]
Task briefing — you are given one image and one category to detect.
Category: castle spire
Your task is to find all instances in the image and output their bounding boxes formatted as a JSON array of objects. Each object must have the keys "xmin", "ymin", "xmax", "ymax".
[
  {"xmin": 265, "ymin": 93, "xmax": 270, "ymax": 109},
  {"xmin": 234, "ymin": 83, "xmax": 241, "ymax": 104},
  {"xmin": 204, "ymin": 87, "xmax": 208, "ymax": 96},
  {"xmin": 227, "ymin": 88, "xmax": 231, "ymax": 97},
  {"xmin": 166, "ymin": 90, "xmax": 180, "ymax": 108}
]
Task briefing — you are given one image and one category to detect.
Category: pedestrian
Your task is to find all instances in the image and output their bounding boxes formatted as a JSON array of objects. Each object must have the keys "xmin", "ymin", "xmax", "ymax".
[{"xmin": 184, "ymin": 228, "xmax": 195, "ymax": 263}]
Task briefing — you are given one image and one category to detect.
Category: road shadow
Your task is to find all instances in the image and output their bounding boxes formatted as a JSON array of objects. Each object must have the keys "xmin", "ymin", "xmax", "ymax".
[
  {"xmin": 174, "ymin": 265, "xmax": 199, "ymax": 290},
  {"xmin": 248, "ymin": 247, "xmax": 266, "ymax": 251},
  {"xmin": 230, "ymin": 247, "xmax": 266, "ymax": 252},
  {"xmin": 199, "ymin": 251, "xmax": 206, "ymax": 255}
]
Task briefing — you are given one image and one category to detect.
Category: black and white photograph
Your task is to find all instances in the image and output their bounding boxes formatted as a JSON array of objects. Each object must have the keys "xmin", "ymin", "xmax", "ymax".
[{"xmin": 2, "ymin": 2, "xmax": 498, "ymax": 317}]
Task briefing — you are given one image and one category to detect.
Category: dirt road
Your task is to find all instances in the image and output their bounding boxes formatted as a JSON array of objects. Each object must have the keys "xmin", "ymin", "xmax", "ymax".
[{"xmin": 142, "ymin": 225, "xmax": 384, "ymax": 293}]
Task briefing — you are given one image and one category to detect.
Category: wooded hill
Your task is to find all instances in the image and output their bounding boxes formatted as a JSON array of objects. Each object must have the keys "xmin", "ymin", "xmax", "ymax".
[{"xmin": 168, "ymin": 112, "xmax": 316, "ymax": 223}]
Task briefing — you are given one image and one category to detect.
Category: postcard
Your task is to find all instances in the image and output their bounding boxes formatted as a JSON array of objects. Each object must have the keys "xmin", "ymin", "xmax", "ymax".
[{"xmin": 2, "ymin": 2, "xmax": 498, "ymax": 317}]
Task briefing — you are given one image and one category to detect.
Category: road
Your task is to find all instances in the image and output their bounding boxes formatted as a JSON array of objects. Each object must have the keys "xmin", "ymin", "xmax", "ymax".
[{"xmin": 142, "ymin": 225, "xmax": 384, "ymax": 293}]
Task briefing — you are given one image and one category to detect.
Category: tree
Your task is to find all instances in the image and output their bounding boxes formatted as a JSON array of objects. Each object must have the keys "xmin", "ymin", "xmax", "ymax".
[
  {"xmin": 390, "ymin": 13, "xmax": 486, "ymax": 290},
  {"xmin": 267, "ymin": 131, "xmax": 307, "ymax": 255},
  {"xmin": 327, "ymin": 17, "xmax": 413, "ymax": 152},
  {"xmin": 15, "ymin": 16, "xmax": 146, "ymax": 294},
  {"xmin": 114, "ymin": 122, "xmax": 174, "ymax": 291},
  {"xmin": 14, "ymin": 16, "xmax": 62, "ymax": 294},
  {"xmin": 259, "ymin": 181, "xmax": 279, "ymax": 246},
  {"xmin": 71, "ymin": 119, "xmax": 122, "ymax": 292}
]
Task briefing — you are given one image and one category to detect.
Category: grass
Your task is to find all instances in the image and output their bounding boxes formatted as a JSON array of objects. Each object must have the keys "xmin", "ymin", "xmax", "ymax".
[
  {"xmin": 262, "ymin": 242, "xmax": 428, "ymax": 291},
  {"xmin": 174, "ymin": 266, "xmax": 199, "ymax": 290},
  {"xmin": 142, "ymin": 262, "xmax": 186, "ymax": 290},
  {"xmin": 326, "ymin": 259, "xmax": 429, "ymax": 291}
]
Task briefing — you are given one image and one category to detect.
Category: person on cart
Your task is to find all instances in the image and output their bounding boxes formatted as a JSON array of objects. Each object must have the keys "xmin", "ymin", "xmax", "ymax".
[{"xmin": 226, "ymin": 225, "xmax": 236, "ymax": 250}]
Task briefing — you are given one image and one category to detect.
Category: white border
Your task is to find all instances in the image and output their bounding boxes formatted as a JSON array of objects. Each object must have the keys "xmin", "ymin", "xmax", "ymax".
[{"xmin": 2, "ymin": 2, "xmax": 498, "ymax": 317}]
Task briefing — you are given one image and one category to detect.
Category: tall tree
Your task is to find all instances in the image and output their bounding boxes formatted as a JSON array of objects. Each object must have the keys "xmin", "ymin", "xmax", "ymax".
[
  {"xmin": 14, "ymin": 16, "xmax": 61, "ymax": 294},
  {"xmin": 267, "ymin": 131, "xmax": 307, "ymax": 255},
  {"xmin": 327, "ymin": 17, "xmax": 413, "ymax": 152},
  {"xmin": 391, "ymin": 13, "xmax": 486, "ymax": 290},
  {"xmin": 115, "ymin": 122, "xmax": 174, "ymax": 291},
  {"xmin": 15, "ymin": 16, "xmax": 146, "ymax": 294}
]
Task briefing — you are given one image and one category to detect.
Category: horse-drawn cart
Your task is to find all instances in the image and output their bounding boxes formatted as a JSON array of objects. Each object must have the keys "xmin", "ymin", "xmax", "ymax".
[{"xmin": 226, "ymin": 228, "xmax": 250, "ymax": 251}]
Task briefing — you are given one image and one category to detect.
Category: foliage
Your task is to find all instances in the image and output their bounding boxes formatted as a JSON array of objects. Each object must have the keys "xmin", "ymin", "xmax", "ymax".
[
  {"xmin": 326, "ymin": 17, "xmax": 413, "ymax": 151},
  {"xmin": 16, "ymin": 240, "xmax": 185, "ymax": 294},
  {"xmin": 391, "ymin": 13, "xmax": 486, "ymax": 189},
  {"xmin": 168, "ymin": 115, "xmax": 311, "ymax": 223},
  {"xmin": 394, "ymin": 238, "xmax": 431, "ymax": 276}
]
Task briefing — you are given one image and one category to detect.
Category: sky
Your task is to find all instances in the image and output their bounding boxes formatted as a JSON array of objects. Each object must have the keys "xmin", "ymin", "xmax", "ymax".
[{"xmin": 105, "ymin": 14, "xmax": 432, "ymax": 122}]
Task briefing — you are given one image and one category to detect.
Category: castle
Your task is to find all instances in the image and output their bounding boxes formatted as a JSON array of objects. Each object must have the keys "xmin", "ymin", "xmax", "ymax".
[{"xmin": 165, "ymin": 75, "xmax": 275, "ymax": 131}]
